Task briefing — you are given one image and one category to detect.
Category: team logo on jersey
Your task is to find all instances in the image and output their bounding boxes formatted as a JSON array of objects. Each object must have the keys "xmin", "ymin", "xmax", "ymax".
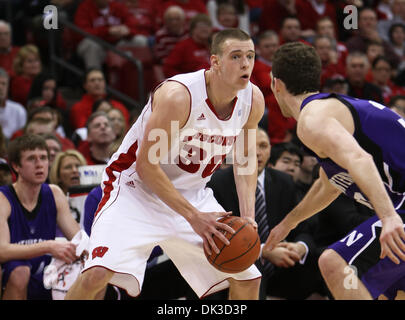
[
  {"xmin": 197, "ymin": 113, "xmax": 206, "ymax": 120},
  {"xmin": 92, "ymin": 246, "xmax": 109, "ymax": 259}
]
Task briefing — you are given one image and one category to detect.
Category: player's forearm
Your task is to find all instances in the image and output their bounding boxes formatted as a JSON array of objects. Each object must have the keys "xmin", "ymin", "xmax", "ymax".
[
  {"xmin": 284, "ymin": 177, "xmax": 340, "ymax": 228},
  {"xmin": 136, "ymin": 162, "xmax": 198, "ymax": 221},
  {"xmin": 0, "ymin": 241, "xmax": 53, "ymax": 263},
  {"xmin": 347, "ymin": 154, "xmax": 397, "ymax": 221},
  {"xmin": 233, "ymin": 164, "xmax": 256, "ymax": 220}
]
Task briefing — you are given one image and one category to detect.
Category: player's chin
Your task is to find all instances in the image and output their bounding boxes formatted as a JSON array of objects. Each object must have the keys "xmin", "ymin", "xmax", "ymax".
[
  {"xmin": 32, "ymin": 175, "xmax": 47, "ymax": 184},
  {"xmin": 236, "ymin": 78, "xmax": 250, "ymax": 89}
]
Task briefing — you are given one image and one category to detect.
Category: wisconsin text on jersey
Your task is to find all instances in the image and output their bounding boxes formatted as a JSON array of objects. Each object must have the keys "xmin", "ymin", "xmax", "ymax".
[{"xmin": 148, "ymin": 123, "xmax": 257, "ymax": 170}]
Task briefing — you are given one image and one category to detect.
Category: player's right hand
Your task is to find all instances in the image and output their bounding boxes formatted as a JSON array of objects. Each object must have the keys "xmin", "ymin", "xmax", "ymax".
[
  {"xmin": 379, "ymin": 214, "xmax": 405, "ymax": 264},
  {"xmin": 188, "ymin": 211, "xmax": 234, "ymax": 255},
  {"xmin": 265, "ymin": 219, "xmax": 294, "ymax": 252},
  {"xmin": 49, "ymin": 240, "xmax": 78, "ymax": 264}
]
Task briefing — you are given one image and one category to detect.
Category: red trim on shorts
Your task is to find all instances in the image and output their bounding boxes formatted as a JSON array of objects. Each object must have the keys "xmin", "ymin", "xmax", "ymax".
[
  {"xmin": 94, "ymin": 140, "xmax": 138, "ymax": 218},
  {"xmin": 200, "ymin": 275, "xmax": 262, "ymax": 299},
  {"xmin": 82, "ymin": 265, "xmax": 141, "ymax": 298}
]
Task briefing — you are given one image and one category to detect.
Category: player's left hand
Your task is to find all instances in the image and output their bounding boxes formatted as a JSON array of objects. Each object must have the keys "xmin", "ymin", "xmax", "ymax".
[{"xmin": 380, "ymin": 214, "xmax": 405, "ymax": 264}]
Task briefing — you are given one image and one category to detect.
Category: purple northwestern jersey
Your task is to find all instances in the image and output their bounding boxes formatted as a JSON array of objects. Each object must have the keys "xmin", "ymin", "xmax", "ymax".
[
  {"xmin": 0, "ymin": 184, "xmax": 57, "ymax": 271},
  {"xmin": 301, "ymin": 93, "xmax": 405, "ymax": 212}
]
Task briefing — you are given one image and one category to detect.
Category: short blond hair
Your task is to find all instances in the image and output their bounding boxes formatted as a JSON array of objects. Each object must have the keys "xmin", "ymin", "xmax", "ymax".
[
  {"xmin": 13, "ymin": 44, "xmax": 41, "ymax": 75},
  {"xmin": 49, "ymin": 150, "xmax": 87, "ymax": 186}
]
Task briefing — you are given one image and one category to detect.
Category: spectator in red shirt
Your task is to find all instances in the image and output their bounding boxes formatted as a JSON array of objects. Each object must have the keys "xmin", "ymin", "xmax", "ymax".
[
  {"xmin": 258, "ymin": 0, "xmax": 297, "ymax": 34},
  {"xmin": 107, "ymin": 107, "xmax": 128, "ymax": 153},
  {"xmin": 69, "ymin": 68, "xmax": 129, "ymax": 130},
  {"xmin": 371, "ymin": 56, "xmax": 405, "ymax": 104},
  {"xmin": 346, "ymin": 7, "xmax": 400, "ymax": 69},
  {"xmin": 27, "ymin": 72, "xmax": 67, "ymax": 112},
  {"xmin": 249, "ymin": 29, "xmax": 296, "ymax": 144},
  {"xmin": 207, "ymin": 0, "xmax": 250, "ymax": 34},
  {"xmin": 156, "ymin": 0, "xmax": 208, "ymax": 29},
  {"xmin": 251, "ymin": 30, "xmax": 279, "ymax": 98},
  {"xmin": 316, "ymin": 16, "xmax": 348, "ymax": 69},
  {"xmin": 163, "ymin": 14, "xmax": 212, "ymax": 78},
  {"xmin": 12, "ymin": 106, "xmax": 76, "ymax": 152},
  {"xmin": 364, "ymin": 40, "xmax": 385, "ymax": 82},
  {"xmin": 10, "ymin": 44, "xmax": 42, "ymax": 107},
  {"xmin": 345, "ymin": 51, "xmax": 384, "ymax": 103},
  {"xmin": 77, "ymin": 111, "xmax": 116, "ymax": 165},
  {"xmin": 266, "ymin": 93, "xmax": 297, "ymax": 146},
  {"xmin": 124, "ymin": 0, "xmax": 157, "ymax": 38},
  {"xmin": 210, "ymin": 2, "xmax": 239, "ymax": 32},
  {"xmin": 154, "ymin": 5, "xmax": 188, "ymax": 65},
  {"xmin": 313, "ymin": 35, "xmax": 346, "ymax": 87},
  {"xmin": 295, "ymin": 0, "xmax": 337, "ymax": 39},
  {"xmin": 0, "ymin": 20, "xmax": 19, "ymax": 78},
  {"xmin": 74, "ymin": 0, "xmax": 144, "ymax": 70},
  {"xmin": 388, "ymin": 23, "xmax": 405, "ymax": 71},
  {"xmin": 279, "ymin": 16, "xmax": 305, "ymax": 45}
]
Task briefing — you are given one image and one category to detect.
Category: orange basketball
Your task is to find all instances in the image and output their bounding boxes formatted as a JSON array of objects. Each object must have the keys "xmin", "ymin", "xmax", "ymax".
[{"xmin": 204, "ymin": 216, "xmax": 260, "ymax": 273}]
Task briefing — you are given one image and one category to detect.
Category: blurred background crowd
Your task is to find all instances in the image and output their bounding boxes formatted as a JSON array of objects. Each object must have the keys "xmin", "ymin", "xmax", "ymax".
[{"xmin": 0, "ymin": 0, "xmax": 404, "ymax": 300}]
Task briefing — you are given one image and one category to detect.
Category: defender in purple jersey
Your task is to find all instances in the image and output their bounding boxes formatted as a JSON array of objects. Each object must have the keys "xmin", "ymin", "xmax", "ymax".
[
  {"xmin": 265, "ymin": 42, "xmax": 405, "ymax": 300},
  {"xmin": 0, "ymin": 135, "xmax": 80, "ymax": 299}
]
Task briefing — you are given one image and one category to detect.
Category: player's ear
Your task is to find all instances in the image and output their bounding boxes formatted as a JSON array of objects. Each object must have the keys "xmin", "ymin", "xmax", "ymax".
[
  {"xmin": 210, "ymin": 54, "xmax": 220, "ymax": 69},
  {"xmin": 10, "ymin": 162, "xmax": 19, "ymax": 175},
  {"xmin": 272, "ymin": 76, "xmax": 284, "ymax": 93}
]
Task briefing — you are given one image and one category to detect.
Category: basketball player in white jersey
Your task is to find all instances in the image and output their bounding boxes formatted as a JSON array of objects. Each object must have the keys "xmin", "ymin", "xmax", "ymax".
[{"xmin": 65, "ymin": 28, "xmax": 264, "ymax": 300}]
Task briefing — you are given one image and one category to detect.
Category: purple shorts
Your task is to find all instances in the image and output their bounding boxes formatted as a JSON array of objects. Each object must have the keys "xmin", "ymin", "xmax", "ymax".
[
  {"xmin": 1, "ymin": 256, "xmax": 51, "ymax": 300},
  {"xmin": 329, "ymin": 211, "xmax": 405, "ymax": 299}
]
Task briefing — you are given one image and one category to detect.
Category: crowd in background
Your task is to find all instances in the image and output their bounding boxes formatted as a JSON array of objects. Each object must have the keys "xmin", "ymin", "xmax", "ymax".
[{"xmin": 0, "ymin": 0, "xmax": 405, "ymax": 300}]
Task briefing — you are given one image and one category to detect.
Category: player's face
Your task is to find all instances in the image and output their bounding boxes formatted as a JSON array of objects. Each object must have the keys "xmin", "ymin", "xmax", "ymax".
[
  {"xmin": 216, "ymin": 39, "xmax": 255, "ymax": 89},
  {"xmin": 15, "ymin": 148, "xmax": 49, "ymax": 185}
]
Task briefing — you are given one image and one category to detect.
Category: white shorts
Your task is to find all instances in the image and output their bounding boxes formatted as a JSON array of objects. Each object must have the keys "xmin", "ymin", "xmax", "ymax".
[{"xmin": 84, "ymin": 173, "xmax": 261, "ymax": 298}]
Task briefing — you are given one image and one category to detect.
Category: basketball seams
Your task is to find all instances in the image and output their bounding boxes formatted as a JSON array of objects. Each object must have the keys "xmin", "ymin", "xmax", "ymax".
[
  {"xmin": 206, "ymin": 216, "xmax": 260, "ymax": 273},
  {"xmin": 212, "ymin": 220, "xmax": 249, "ymax": 265},
  {"xmin": 214, "ymin": 235, "xmax": 260, "ymax": 272}
]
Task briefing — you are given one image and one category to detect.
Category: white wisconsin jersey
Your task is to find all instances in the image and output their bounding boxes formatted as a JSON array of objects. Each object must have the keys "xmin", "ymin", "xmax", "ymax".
[{"xmin": 104, "ymin": 69, "xmax": 253, "ymax": 195}]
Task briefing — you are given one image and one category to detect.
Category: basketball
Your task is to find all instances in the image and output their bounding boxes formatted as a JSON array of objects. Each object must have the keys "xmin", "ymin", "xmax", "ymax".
[{"xmin": 204, "ymin": 216, "xmax": 261, "ymax": 273}]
